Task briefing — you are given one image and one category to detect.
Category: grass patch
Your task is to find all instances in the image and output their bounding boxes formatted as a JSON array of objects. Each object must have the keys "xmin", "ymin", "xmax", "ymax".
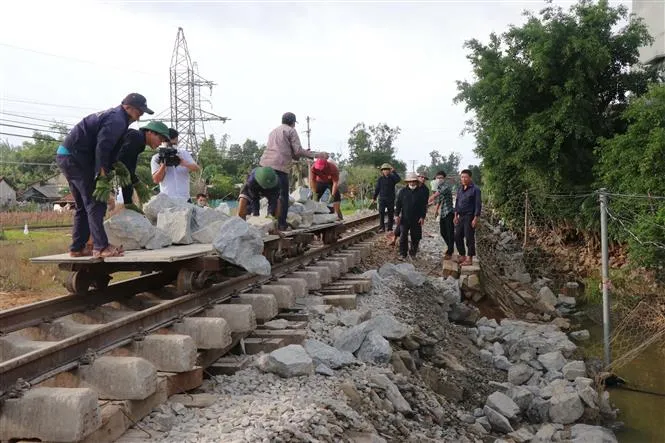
[{"xmin": 0, "ymin": 229, "xmax": 71, "ymax": 292}]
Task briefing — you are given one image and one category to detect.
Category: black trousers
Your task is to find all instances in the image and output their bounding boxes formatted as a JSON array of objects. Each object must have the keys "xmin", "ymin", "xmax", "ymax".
[
  {"xmin": 378, "ymin": 199, "xmax": 394, "ymax": 231},
  {"xmin": 399, "ymin": 222, "xmax": 422, "ymax": 257},
  {"xmin": 439, "ymin": 213, "xmax": 454, "ymax": 255},
  {"xmin": 454, "ymin": 213, "xmax": 476, "ymax": 257}
]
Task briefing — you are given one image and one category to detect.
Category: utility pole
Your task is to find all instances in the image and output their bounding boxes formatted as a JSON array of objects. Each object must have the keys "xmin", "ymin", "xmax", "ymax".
[
  {"xmin": 409, "ymin": 160, "xmax": 416, "ymax": 172},
  {"xmin": 599, "ymin": 188, "xmax": 611, "ymax": 368},
  {"xmin": 304, "ymin": 116, "xmax": 314, "ymax": 150}
]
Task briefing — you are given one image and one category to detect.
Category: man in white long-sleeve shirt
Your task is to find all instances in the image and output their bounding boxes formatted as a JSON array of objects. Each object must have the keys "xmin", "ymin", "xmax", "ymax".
[{"xmin": 150, "ymin": 128, "xmax": 200, "ymax": 202}]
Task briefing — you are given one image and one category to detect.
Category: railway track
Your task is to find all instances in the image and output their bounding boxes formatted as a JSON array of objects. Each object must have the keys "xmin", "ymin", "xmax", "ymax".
[{"xmin": 0, "ymin": 213, "xmax": 380, "ymax": 442}]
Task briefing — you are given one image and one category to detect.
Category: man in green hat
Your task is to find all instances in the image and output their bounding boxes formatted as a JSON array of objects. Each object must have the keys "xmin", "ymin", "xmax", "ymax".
[
  {"xmin": 117, "ymin": 121, "xmax": 171, "ymax": 212},
  {"xmin": 371, "ymin": 163, "xmax": 400, "ymax": 232},
  {"xmin": 238, "ymin": 166, "xmax": 281, "ymax": 220}
]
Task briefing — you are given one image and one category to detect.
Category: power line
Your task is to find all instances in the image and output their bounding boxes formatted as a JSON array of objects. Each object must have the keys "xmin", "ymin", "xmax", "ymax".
[
  {"xmin": 0, "ymin": 123, "xmax": 65, "ymax": 136},
  {"xmin": 0, "ymin": 111, "xmax": 76, "ymax": 126},
  {"xmin": 0, "ymin": 109, "xmax": 81, "ymax": 123},
  {"xmin": 0, "ymin": 131, "xmax": 58, "ymax": 141},
  {"xmin": 0, "ymin": 118, "xmax": 64, "ymax": 130},
  {"xmin": 0, "ymin": 42, "xmax": 159, "ymax": 76},
  {"xmin": 1, "ymin": 97, "xmax": 98, "ymax": 111}
]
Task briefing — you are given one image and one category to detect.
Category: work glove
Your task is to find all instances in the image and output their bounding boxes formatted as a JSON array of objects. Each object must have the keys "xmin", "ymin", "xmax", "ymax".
[
  {"xmin": 112, "ymin": 162, "xmax": 132, "ymax": 188},
  {"xmin": 93, "ymin": 175, "xmax": 113, "ymax": 202},
  {"xmin": 124, "ymin": 203, "xmax": 144, "ymax": 214},
  {"xmin": 133, "ymin": 180, "xmax": 152, "ymax": 204}
]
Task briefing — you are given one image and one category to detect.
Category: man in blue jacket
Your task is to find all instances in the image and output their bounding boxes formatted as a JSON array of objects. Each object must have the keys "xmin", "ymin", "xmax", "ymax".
[
  {"xmin": 56, "ymin": 93, "xmax": 154, "ymax": 258},
  {"xmin": 371, "ymin": 163, "xmax": 400, "ymax": 232},
  {"xmin": 454, "ymin": 169, "xmax": 482, "ymax": 266}
]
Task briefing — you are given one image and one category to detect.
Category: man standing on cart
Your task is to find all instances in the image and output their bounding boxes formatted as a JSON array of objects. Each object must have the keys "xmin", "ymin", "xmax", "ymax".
[
  {"xmin": 56, "ymin": 93, "xmax": 154, "ymax": 258},
  {"xmin": 259, "ymin": 112, "xmax": 322, "ymax": 231}
]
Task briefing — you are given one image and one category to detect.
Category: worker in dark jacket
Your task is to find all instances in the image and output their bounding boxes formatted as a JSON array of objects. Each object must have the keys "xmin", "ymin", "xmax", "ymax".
[
  {"xmin": 117, "ymin": 121, "xmax": 171, "ymax": 211},
  {"xmin": 454, "ymin": 168, "xmax": 482, "ymax": 266},
  {"xmin": 238, "ymin": 166, "xmax": 280, "ymax": 220},
  {"xmin": 371, "ymin": 163, "xmax": 400, "ymax": 232},
  {"xmin": 56, "ymin": 93, "xmax": 153, "ymax": 258},
  {"xmin": 395, "ymin": 172, "xmax": 427, "ymax": 259}
]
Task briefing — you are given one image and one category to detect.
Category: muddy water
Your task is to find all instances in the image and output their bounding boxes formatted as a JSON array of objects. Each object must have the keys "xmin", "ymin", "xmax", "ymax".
[{"xmin": 581, "ymin": 323, "xmax": 665, "ymax": 442}]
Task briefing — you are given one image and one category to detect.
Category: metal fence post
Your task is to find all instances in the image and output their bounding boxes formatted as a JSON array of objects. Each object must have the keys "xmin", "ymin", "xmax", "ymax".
[
  {"xmin": 599, "ymin": 188, "xmax": 611, "ymax": 367},
  {"xmin": 523, "ymin": 191, "xmax": 529, "ymax": 248}
]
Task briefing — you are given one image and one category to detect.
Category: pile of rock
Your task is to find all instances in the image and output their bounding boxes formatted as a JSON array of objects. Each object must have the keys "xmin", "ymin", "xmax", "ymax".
[
  {"xmin": 104, "ymin": 194, "xmax": 271, "ymax": 275},
  {"xmin": 286, "ymin": 186, "xmax": 338, "ymax": 229},
  {"xmin": 466, "ymin": 317, "xmax": 618, "ymax": 440}
]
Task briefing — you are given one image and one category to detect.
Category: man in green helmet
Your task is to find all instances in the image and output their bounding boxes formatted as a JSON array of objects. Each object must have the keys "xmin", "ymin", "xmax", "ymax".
[
  {"xmin": 117, "ymin": 121, "xmax": 171, "ymax": 212},
  {"xmin": 237, "ymin": 166, "xmax": 281, "ymax": 220}
]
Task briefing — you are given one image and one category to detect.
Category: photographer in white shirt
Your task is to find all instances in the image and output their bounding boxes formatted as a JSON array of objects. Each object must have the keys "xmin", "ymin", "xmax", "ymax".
[{"xmin": 151, "ymin": 128, "xmax": 200, "ymax": 202}]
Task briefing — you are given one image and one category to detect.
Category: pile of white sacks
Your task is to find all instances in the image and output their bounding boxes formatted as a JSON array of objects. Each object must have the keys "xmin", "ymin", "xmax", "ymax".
[{"xmin": 103, "ymin": 194, "xmax": 270, "ymax": 275}]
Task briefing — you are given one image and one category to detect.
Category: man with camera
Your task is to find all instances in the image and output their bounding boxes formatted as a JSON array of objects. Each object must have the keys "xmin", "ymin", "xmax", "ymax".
[{"xmin": 150, "ymin": 128, "xmax": 200, "ymax": 202}]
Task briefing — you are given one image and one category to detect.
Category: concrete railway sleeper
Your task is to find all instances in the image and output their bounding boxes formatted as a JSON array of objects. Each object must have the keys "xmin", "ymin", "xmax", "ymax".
[{"xmin": 0, "ymin": 219, "xmax": 378, "ymax": 443}]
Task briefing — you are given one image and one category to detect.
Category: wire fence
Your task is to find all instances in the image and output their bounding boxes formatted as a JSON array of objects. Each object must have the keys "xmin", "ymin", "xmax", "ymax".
[{"xmin": 476, "ymin": 190, "xmax": 665, "ymax": 371}]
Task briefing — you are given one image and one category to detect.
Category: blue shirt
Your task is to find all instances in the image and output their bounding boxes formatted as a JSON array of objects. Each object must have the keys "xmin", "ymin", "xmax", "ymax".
[
  {"xmin": 61, "ymin": 105, "xmax": 131, "ymax": 176},
  {"xmin": 455, "ymin": 182, "xmax": 482, "ymax": 216}
]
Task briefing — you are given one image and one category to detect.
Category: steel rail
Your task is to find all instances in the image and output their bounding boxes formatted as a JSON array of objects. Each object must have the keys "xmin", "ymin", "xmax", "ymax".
[
  {"xmin": 0, "ymin": 213, "xmax": 379, "ymax": 335},
  {"xmin": 0, "ymin": 219, "xmax": 378, "ymax": 395}
]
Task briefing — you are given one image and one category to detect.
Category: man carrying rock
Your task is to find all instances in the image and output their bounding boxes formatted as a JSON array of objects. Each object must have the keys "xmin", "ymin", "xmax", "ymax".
[
  {"xmin": 117, "ymin": 121, "xmax": 171, "ymax": 212},
  {"xmin": 454, "ymin": 169, "xmax": 482, "ymax": 266},
  {"xmin": 150, "ymin": 127, "xmax": 200, "ymax": 202},
  {"xmin": 430, "ymin": 170, "xmax": 455, "ymax": 259},
  {"xmin": 309, "ymin": 153, "xmax": 343, "ymax": 221},
  {"xmin": 395, "ymin": 172, "xmax": 427, "ymax": 259},
  {"xmin": 56, "ymin": 92, "xmax": 154, "ymax": 258},
  {"xmin": 259, "ymin": 112, "xmax": 320, "ymax": 230},
  {"xmin": 237, "ymin": 166, "xmax": 280, "ymax": 221},
  {"xmin": 372, "ymin": 163, "xmax": 400, "ymax": 232}
]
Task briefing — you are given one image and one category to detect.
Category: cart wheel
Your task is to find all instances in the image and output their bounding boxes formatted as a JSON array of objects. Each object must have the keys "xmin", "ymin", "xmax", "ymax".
[
  {"xmin": 91, "ymin": 274, "xmax": 111, "ymax": 291},
  {"xmin": 266, "ymin": 249, "xmax": 277, "ymax": 264},
  {"xmin": 176, "ymin": 269, "xmax": 195, "ymax": 295},
  {"xmin": 194, "ymin": 271, "xmax": 212, "ymax": 290},
  {"xmin": 322, "ymin": 230, "xmax": 335, "ymax": 245},
  {"xmin": 65, "ymin": 271, "xmax": 92, "ymax": 295}
]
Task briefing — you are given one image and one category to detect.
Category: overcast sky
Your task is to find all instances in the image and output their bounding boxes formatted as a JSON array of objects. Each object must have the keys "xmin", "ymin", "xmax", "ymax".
[{"xmin": 0, "ymin": 0, "xmax": 631, "ymax": 170}]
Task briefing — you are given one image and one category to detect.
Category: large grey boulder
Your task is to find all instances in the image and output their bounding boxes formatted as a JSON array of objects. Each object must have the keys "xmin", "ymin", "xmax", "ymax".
[
  {"xmin": 303, "ymin": 339, "xmax": 356, "ymax": 369},
  {"xmin": 508, "ymin": 363, "xmax": 534, "ymax": 386},
  {"xmin": 212, "ymin": 217, "xmax": 271, "ymax": 275},
  {"xmin": 364, "ymin": 314, "xmax": 411, "ymax": 340},
  {"xmin": 192, "ymin": 220, "xmax": 225, "ymax": 244},
  {"xmin": 483, "ymin": 405, "xmax": 514, "ymax": 433},
  {"xmin": 562, "ymin": 360, "xmax": 587, "ymax": 381},
  {"xmin": 449, "ymin": 302, "xmax": 481, "ymax": 325},
  {"xmin": 538, "ymin": 286, "xmax": 558, "ymax": 306},
  {"xmin": 431, "ymin": 276, "xmax": 461, "ymax": 306},
  {"xmin": 257, "ymin": 344, "xmax": 313, "ymax": 378},
  {"xmin": 334, "ymin": 323, "xmax": 370, "ymax": 353},
  {"xmin": 191, "ymin": 206, "xmax": 228, "ymax": 232},
  {"xmin": 370, "ymin": 374, "xmax": 412, "ymax": 414},
  {"xmin": 499, "ymin": 320, "xmax": 577, "ymax": 358},
  {"xmin": 569, "ymin": 330, "xmax": 591, "ymax": 341},
  {"xmin": 300, "ymin": 211, "xmax": 314, "ymax": 227},
  {"xmin": 486, "ymin": 391, "xmax": 521, "ymax": 421},
  {"xmin": 104, "ymin": 209, "xmax": 171, "ymax": 250},
  {"xmin": 313, "ymin": 213, "xmax": 338, "ymax": 225},
  {"xmin": 549, "ymin": 391, "xmax": 584, "ymax": 424},
  {"xmin": 357, "ymin": 331, "xmax": 392, "ymax": 364},
  {"xmin": 285, "ymin": 212, "xmax": 302, "ymax": 229},
  {"xmin": 505, "ymin": 385, "xmax": 534, "ymax": 412},
  {"xmin": 157, "ymin": 207, "xmax": 194, "ymax": 245},
  {"xmin": 378, "ymin": 262, "xmax": 426, "ymax": 287},
  {"xmin": 570, "ymin": 424, "xmax": 617, "ymax": 443},
  {"xmin": 538, "ymin": 351, "xmax": 567, "ymax": 373},
  {"xmin": 144, "ymin": 193, "xmax": 190, "ymax": 224},
  {"xmin": 290, "ymin": 187, "xmax": 311, "ymax": 203},
  {"xmin": 246, "ymin": 216, "xmax": 275, "ymax": 236}
]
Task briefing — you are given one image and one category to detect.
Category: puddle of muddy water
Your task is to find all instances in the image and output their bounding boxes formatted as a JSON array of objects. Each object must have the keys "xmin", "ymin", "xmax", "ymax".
[{"xmin": 580, "ymin": 321, "xmax": 665, "ymax": 442}]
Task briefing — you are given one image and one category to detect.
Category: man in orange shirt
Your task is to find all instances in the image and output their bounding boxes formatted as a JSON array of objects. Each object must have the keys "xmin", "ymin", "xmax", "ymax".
[{"xmin": 309, "ymin": 154, "xmax": 343, "ymax": 221}]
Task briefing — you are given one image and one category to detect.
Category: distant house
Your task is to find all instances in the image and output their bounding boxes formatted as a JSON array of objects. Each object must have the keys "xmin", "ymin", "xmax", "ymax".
[
  {"xmin": 53, "ymin": 193, "xmax": 75, "ymax": 212},
  {"xmin": 0, "ymin": 177, "xmax": 17, "ymax": 206},
  {"xmin": 21, "ymin": 184, "xmax": 63, "ymax": 203}
]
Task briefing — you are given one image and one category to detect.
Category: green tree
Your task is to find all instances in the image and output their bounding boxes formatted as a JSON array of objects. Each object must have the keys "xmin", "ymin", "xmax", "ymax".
[
  {"xmin": 455, "ymin": 0, "xmax": 657, "ymax": 211},
  {"xmin": 347, "ymin": 122, "xmax": 402, "ymax": 168},
  {"xmin": 420, "ymin": 150, "xmax": 461, "ymax": 179}
]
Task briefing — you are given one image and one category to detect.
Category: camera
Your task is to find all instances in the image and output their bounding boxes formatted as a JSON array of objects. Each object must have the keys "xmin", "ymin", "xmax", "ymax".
[{"xmin": 158, "ymin": 147, "xmax": 180, "ymax": 167}]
